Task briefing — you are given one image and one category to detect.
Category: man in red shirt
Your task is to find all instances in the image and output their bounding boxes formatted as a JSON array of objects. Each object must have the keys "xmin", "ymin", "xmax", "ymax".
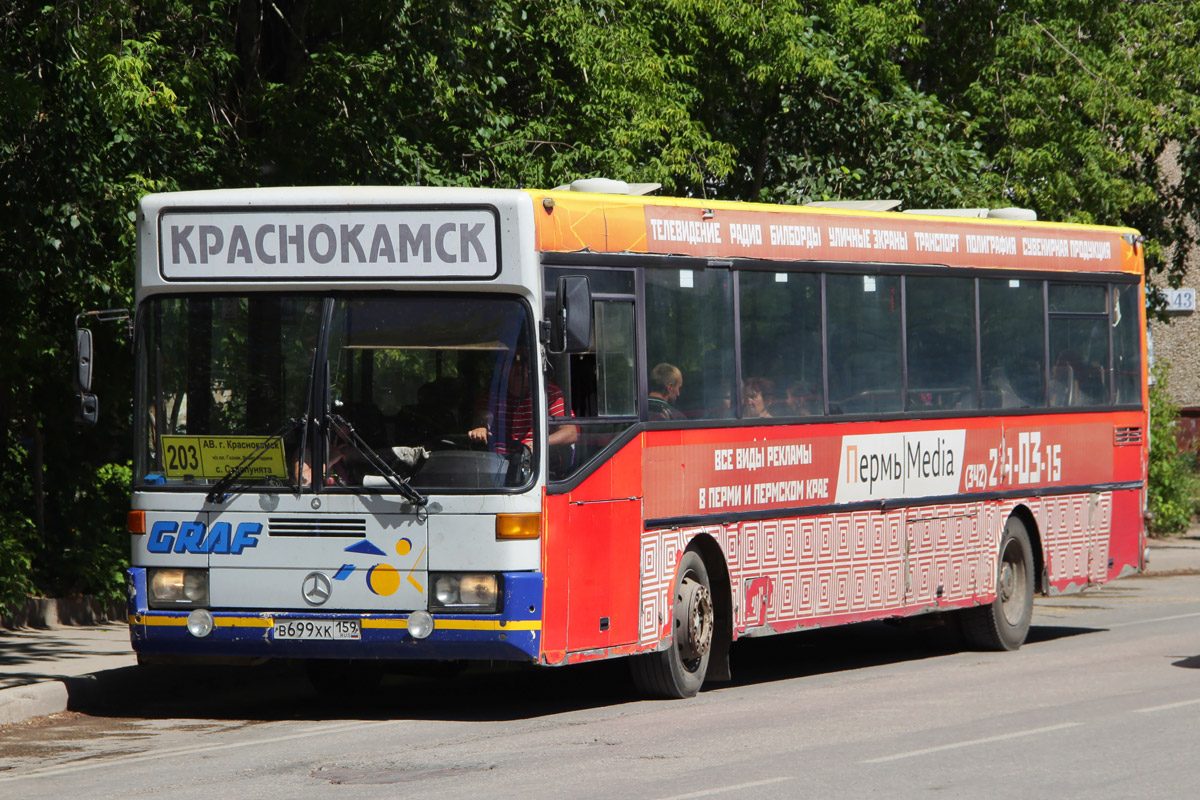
[{"xmin": 469, "ymin": 352, "xmax": 577, "ymax": 482}]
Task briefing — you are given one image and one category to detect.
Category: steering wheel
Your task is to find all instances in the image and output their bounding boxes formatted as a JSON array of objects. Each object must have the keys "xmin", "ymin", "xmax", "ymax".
[{"xmin": 435, "ymin": 433, "xmax": 486, "ymax": 451}]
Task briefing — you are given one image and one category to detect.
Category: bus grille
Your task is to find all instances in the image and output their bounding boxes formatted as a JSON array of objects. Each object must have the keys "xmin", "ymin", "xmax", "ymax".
[
  {"xmin": 268, "ymin": 517, "xmax": 367, "ymax": 537},
  {"xmin": 1114, "ymin": 426, "xmax": 1143, "ymax": 446}
]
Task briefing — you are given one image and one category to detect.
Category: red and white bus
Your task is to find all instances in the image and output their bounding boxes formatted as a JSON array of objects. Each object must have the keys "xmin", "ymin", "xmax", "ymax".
[{"xmin": 99, "ymin": 182, "xmax": 1146, "ymax": 698}]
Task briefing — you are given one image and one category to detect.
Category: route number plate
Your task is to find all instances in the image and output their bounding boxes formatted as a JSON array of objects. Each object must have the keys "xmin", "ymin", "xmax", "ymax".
[{"xmin": 273, "ymin": 619, "xmax": 361, "ymax": 640}]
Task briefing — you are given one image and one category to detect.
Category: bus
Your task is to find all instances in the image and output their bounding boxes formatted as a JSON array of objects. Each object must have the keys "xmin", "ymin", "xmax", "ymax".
[{"xmin": 80, "ymin": 181, "xmax": 1147, "ymax": 698}]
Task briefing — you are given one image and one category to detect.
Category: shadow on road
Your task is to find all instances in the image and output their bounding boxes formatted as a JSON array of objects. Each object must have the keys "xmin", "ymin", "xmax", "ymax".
[
  {"xmin": 64, "ymin": 618, "xmax": 1104, "ymax": 724},
  {"xmin": 725, "ymin": 618, "xmax": 1101, "ymax": 690}
]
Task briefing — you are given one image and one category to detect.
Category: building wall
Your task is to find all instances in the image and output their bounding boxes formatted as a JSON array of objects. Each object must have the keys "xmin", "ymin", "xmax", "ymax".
[{"xmin": 1148, "ymin": 143, "xmax": 1200, "ymax": 410}]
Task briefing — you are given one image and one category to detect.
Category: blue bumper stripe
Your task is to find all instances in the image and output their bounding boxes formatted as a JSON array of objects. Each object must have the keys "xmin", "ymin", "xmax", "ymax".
[{"xmin": 126, "ymin": 568, "xmax": 543, "ymax": 662}]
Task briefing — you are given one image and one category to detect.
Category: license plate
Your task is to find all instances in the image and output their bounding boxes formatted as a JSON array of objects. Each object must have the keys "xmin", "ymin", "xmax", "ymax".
[{"xmin": 273, "ymin": 619, "xmax": 361, "ymax": 640}]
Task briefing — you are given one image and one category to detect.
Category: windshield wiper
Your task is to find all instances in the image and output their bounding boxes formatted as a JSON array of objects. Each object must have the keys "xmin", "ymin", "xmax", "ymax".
[
  {"xmin": 206, "ymin": 418, "xmax": 306, "ymax": 505},
  {"xmin": 327, "ymin": 413, "xmax": 427, "ymax": 507}
]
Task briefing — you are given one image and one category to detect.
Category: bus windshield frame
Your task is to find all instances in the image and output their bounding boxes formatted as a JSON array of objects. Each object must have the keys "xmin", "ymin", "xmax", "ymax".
[{"xmin": 134, "ymin": 291, "xmax": 539, "ymax": 494}]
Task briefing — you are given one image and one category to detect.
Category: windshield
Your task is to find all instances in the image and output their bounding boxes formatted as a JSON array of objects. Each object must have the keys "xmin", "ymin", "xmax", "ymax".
[{"xmin": 135, "ymin": 294, "xmax": 536, "ymax": 493}]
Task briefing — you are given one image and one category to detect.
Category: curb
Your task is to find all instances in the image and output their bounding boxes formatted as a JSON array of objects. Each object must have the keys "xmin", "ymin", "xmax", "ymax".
[
  {"xmin": 1, "ymin": 596, "xmax": 124, "ymax": 630},
  {"xmin": 0, "ymin": 681, "xmax": 69, "ymax": 727}
]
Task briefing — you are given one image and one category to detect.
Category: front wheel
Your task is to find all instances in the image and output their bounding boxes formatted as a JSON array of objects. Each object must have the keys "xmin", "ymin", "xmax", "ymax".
[
  {"xmin": 631, "ymin": 550, "xmax": 714, "ymax": 699},
  {"xmin": 961, "ymin": 516, "xmax": 1035, "ymax": 651}
]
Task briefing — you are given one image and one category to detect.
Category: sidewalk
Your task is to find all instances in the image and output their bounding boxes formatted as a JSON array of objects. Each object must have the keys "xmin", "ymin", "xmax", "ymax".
[
  {"xmin": 4, "ymin": 531, "xmax": 1200, "ymax": 727},
  {"xmin": 0, "ymin": 622, "xmax": 137, "ymax": 725}
]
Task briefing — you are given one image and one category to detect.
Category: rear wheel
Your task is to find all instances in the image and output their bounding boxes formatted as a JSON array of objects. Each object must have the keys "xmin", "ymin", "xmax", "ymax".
[
  {"xmin": 961, "ymin": 516, "xmax": 1035, "ymax": 651},
  {"xmin": 631, "ymin": 550, "xmax": 714, "ymax": 699}
]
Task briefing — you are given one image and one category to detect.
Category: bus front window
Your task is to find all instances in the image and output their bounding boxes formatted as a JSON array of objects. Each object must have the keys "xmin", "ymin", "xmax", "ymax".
[
  {"xmin": 136, "ymin": 295, "xmax": 322, "ymax": 490},
  {"xmin": 326, "ymin": 296, "xmax": 532, "ymax": 490},
  {"xmin": 136, "ymin": 294, "xmax": 534, "ymax": 493}
]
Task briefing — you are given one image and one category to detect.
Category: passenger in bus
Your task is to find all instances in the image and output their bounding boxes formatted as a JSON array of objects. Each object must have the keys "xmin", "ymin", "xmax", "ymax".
[
  {"xmin": 1051, "ymin": 350, "xmax": 1086, "ymax": 406},
  {"xmin": 468, "ymin": 352, "xmax": 577, "ymax": 483},
  {"xmin": 742, "ymin": 377, "xmax": 775, "ymax": 418},
  {"xmin": 985, "ymin": 366, "xmax": 1025, "ymax": 408},
  {"xmin": 648, "ymin": 362, "xmax": 687, "ymax": 420},
  {"xmin": 783, "ymin": 381, "xmax": 817, "ymax": 416}
]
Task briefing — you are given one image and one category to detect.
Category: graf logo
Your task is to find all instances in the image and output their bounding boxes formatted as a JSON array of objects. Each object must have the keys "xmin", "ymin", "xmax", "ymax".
[{"xmin": 147, "ymin": 521, "xmax": 262, "ymax": 555}]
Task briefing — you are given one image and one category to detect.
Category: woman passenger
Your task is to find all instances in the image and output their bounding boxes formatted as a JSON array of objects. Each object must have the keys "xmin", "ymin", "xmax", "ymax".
[{"xmin": 742, "ymin": 377, "xmax": 775, "ymax": 418}]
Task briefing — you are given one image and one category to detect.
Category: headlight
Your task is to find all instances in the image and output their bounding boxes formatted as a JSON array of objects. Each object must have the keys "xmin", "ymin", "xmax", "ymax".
[
  {"xmin": 428, "ymin": 573, "xmax": 500, "ymax": 613},
  {"xmin": 147, "ymin": 568, "xmax": 209, "ymax": 609},
  {"xmin": 434, "ymin": 575, "xmax": 459, "ymax": 606}
]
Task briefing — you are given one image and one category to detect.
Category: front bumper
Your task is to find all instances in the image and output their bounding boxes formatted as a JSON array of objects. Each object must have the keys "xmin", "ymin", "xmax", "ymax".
[{"xmin": 125, "ymin": 567, "xmax": 543, "ymax": 662}]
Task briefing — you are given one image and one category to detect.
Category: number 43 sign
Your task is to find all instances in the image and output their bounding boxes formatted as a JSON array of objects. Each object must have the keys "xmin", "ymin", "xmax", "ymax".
[{"xmin": 160, "ymin": 435, "xmax": 288, "ymax": 480}]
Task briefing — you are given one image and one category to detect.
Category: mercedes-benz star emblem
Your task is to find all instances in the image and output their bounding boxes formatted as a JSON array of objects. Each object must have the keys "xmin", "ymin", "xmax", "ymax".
[{"xmin": 302, "ymin": 571, "xmax": 333, "ymax": 606}]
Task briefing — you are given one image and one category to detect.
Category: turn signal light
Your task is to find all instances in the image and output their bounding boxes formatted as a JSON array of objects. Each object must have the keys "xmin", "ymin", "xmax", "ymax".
[
  {"xmin": 127, "ymin": 510, "xmax": 146, "ymax": 535},
  {"xmin": 495, "ymin": 513, "xmax": 540, "ymax": 540}
]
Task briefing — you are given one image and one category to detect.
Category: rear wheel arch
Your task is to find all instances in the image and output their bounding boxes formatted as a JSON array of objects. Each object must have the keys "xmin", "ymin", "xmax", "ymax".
[
  {"xmin": 1009, "ymin": 504, "xmax": 1046, "ymax": 594},
  {"xmin": 961, "ymin": 512, "xmax": 1036, "ymax": 651},
  {"xmin": 629, "ymin": 533, "xmax": 733, "ymax": 698}
]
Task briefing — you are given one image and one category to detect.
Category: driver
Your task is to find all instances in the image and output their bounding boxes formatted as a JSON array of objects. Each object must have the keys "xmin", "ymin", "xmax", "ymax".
[{"xmin": 468, "ymin": 352, "xmax": 577, "ymax": 481}]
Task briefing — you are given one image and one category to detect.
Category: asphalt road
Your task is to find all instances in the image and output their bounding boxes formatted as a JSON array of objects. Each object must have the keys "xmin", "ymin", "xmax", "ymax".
[{"xmin": 3, "ymin": 572, "xmax": 1200, "ymax": 799}]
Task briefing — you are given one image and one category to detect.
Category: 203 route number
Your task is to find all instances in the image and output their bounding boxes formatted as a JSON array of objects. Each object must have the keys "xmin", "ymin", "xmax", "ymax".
[{"xmin": 273, "ymin": 619, "xmax": 361, "ymax": 640}]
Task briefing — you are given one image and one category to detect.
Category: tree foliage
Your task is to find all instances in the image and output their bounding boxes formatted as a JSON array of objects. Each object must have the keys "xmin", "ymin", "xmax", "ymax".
[
  {"xmin": 917, "ymin": 0, "xmax": 1200, "ymax": 283},
  {"xmin": 1148, "ymin": 363, "xmax": 1200, "ymax": 535},
  {"xmin": 1, "ymin": 1, "xmax": 1198, "ymax": 610}
]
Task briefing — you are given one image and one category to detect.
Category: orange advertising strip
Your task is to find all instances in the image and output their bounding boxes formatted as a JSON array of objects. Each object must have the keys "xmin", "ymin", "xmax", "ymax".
[
  {"xmin": 531, "ymin": 192, "xmax": 1137, "ymax": 275},
  {"xmin": 643, "ymin": 206, "xmax": 1129, "ymax": 273}
]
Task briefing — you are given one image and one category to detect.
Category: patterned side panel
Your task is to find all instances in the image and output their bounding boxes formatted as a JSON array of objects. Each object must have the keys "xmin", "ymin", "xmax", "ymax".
[
  {"xmin": 638, "ymin": 492, "xmax": 1113, "ymax": 645},
  {"xmin": 1034, "ymin": 492, "xmax": 1112, "ymax": 587},
  {"xmin": 639, "ymin": 525, "xmax": 724, "ymax": 646}
]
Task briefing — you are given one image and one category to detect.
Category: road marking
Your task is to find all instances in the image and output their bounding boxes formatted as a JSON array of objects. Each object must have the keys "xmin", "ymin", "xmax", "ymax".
[
  {"xmin": 655, "ymin": 777, "xmax": 793, "ymax": 799},
  {"xmin": 862, "ymin": 722, "xmax": 1081, "ymax": 764},
  {"xmin": 1108, "ymin": 611, "xmax": 1200, "ymax": 628},
  {"xmin": 0, "ymin": 719, "xmax": 401, "ymax": 782},
  {"xmin": 1133, "ymin": 698, "xmax": 1200, "ymax": 714}
]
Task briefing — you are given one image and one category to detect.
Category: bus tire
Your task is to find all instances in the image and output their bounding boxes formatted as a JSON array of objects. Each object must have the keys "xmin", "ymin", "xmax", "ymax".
[
  {"xmin": 961, "ymin": 516, "xmax": 1035, "ymax": 651},
  {"xmin": 631, "ymin": 550, "xmax": 714, "ymax": 699}
]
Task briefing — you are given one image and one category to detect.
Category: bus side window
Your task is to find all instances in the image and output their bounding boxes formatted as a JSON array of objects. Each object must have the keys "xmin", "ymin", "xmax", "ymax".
[
  {"xmin": 980, "ymin": 278, "xmax": 1045, "ymax": 409},
  {"xmin": 826, "ymin": 274, "xmax": 903, "ymax": 414},
  {"xmin": 1048, "ymin": 283, "xmax": 1110, "ymax": 407},
  {"xmin": 546, "ymin": 298, "xmax": 637, "ymax": 481},
  {"xmin": 905, "ymin": 276, "xmax": 977, "ymax": 411},
  {"xmin": 738, "ymin": 271, "xmax": 823, "ymax": 418},
  {"xmin": 644, "ymin": 267, "xmax": 735, "ymax": 420},
  {"xmin": 1112, "ymin": 284, "xmax": 1142, "ymax": 404}
]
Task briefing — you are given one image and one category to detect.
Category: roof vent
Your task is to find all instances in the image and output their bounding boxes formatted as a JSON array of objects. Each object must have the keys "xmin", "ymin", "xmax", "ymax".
[
  {"xmin": 987, "ymin": 207, "xmax": 1037, "ymax": 221},
  {"xmin": 804, "ymin": 200, "xmax": 902, "ymax": 212},
  {"xmin": 903, "ymin": 207, "xmax": 1037, "ymax": 221},
  {"xmin": 552, "ymin": 178, "xmax": 661, "ymax": 195}
]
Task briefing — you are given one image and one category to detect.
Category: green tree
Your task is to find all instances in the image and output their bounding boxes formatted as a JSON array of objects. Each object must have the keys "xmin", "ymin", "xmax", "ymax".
[
  {"xmin": 2, "ymin": 1, "xmax": 1199, "ymax": 612},
  {"xmin": 0, "ymin": 1, "xmax": 240, "ymax": 612},
  {"xmin": 915, "ymin": 0, "xmax": 1200, "ymax": 286},
  {"xmin": 1147, "ymin": 362, "xmax": 1200, "ymax": 535}
]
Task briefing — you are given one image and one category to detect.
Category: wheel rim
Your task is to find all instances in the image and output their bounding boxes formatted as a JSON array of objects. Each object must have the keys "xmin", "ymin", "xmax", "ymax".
[
  {"xmin": 676, "ymin": 574, "xmax": 714, "ymax": 669},
  {"xmin": 998, "ymin": 537, "xmax": 1028, "ymax": 626}
]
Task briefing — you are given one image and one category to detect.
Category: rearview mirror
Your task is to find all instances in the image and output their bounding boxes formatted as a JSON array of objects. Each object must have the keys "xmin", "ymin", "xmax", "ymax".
[
  {"xmin": 76, "ymin": 392, "xmax": 98, "ymax": 425},
  {"xmin": 550, "ymin": 275, "xmax": 592, "ymax": 354},
  {"xmin": 75, "ymin": 327, "xmax": 94, "ymax": 393},
  {"xmin": 71, "ymin": 308, "xmax": 131, "ymax": 426}
]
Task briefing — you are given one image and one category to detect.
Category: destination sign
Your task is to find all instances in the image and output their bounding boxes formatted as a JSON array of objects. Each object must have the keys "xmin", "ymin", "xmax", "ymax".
[
  {"xmin": 160, "ymin": 435, "xmax": 288, "ymax": 480},
  {"xmin": 159, "ymin": 207, "xmax": 500, "ymax": 281}
]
